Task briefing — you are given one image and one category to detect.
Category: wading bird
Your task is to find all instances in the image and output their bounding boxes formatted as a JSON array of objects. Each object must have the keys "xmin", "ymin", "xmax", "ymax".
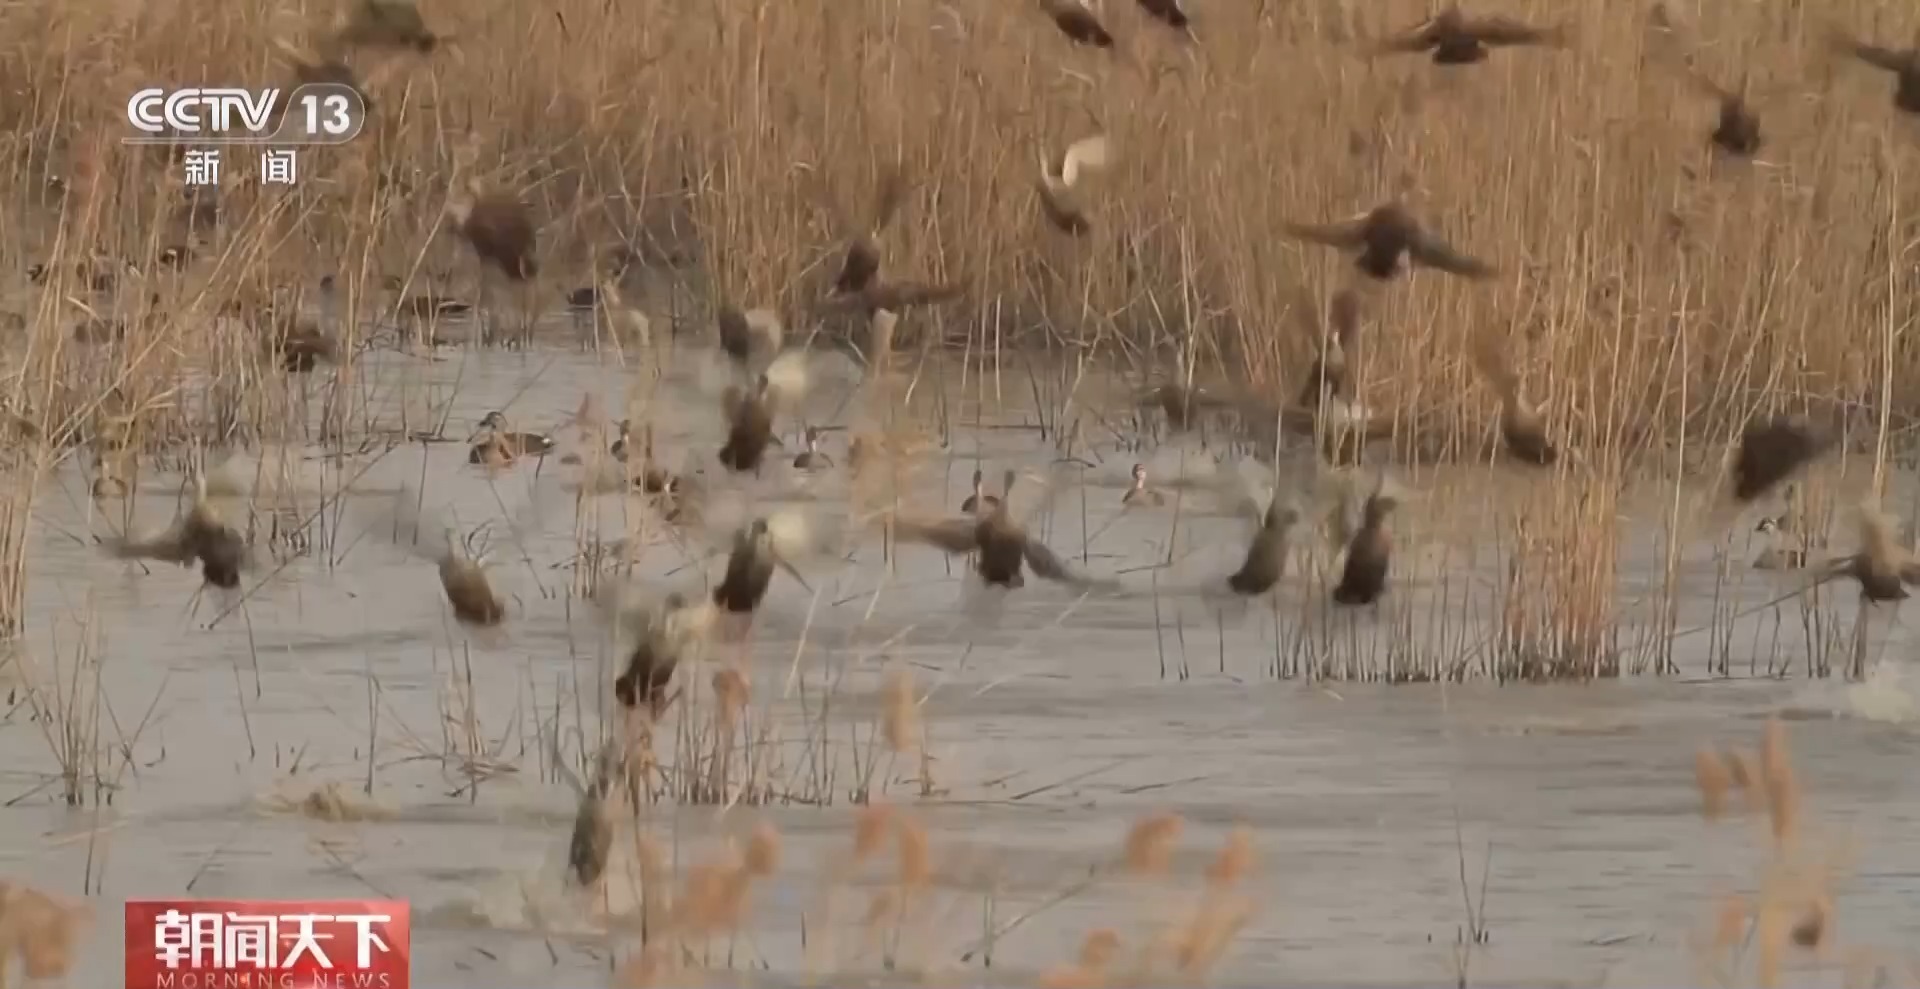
[
  {"xmin": 1283, "ymin": 202, "xmax": 1495, "ymax": 282},
  {"xmin": 1369, "ymin": 6, "xmax": 1567, "ymax": 65},
  {"xmin": 1829, "ymin": 28, "xmax": 1920, "ymax": 115},
  {"xmin": 1037, "ymin": 134, "xmax": 1113, "ymax": 236},
  {"xmin": 893, "ymin": 469, "xmax": 1118, "ymax": 592}
]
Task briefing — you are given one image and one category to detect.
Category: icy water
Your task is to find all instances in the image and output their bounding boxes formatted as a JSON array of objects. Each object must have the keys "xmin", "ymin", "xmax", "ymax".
[{"xmin": 3, "ymin": 334, "xmax": 1920, "ymax": 989}]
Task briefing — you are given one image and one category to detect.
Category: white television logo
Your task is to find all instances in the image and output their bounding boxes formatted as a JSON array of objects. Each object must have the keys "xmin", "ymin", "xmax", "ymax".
[
  {"xmin": 124, "ymin": 85, "xmax": 362, "ymax": 145},
  {"xmin": 127, "ymin": 88, "xmax": 279, "ymax": 137}
]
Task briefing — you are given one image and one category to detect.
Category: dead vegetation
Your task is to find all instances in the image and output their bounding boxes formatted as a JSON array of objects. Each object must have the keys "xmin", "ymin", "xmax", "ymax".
[{"xmin": 1685, "ymin": 718, "xmax": 1916, "ymax": 988}]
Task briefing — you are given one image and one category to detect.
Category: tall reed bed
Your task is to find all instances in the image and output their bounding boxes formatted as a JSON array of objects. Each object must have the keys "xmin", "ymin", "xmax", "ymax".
[{"xmin": 1, "ymin": 0, "xmax": 1914, "ymax": 694}]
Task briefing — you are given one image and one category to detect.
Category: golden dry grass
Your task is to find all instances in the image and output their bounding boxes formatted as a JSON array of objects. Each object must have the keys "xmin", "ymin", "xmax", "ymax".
[
  {"xmin": 1689, "ymin": 718, "xmax": 1872, "ymax": 988},
  {"xmin": 4, "ymin": 0, "xmax": 1919, "ymax": 462}
]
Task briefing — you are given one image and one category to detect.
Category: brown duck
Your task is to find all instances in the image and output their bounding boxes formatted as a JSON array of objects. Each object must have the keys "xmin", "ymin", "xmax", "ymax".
[
  {"xmin": 436, "ymin": 530, "xmax": 507, "ymax": 627},
  {"xmin": 1471, "ymin": 338, "xmax": 1557, "ymax": 466},
  {"xmin": 1122, "ymin": 464, "xmax": 1167, "ymax": 508},
  {"xmin": 262, "ymin": 304, "xmax": 339, "ymax": 373},
  {"xmin": 959, "ymin": 468, "xmax": 1003, "ymax": 514},
  {"xmin": 1137, "ymin": 0, "xmax": 1190, "ymax": 31},
  {"xmin": 1224, "ymin": 498, "xmax": 1304, "ymax": 597},
  {"xmin": 1684, "ymin": 68, "xmax": 1762, "ymax": 158},
  {"xmin": 447, "ymin": 172, "xmax": 537, "ymax": 281},
  {"xmin": 793, "ymin": 427, "xmax": 834, "ymax": 470},
  {"xmin": 1138, "ymin": 381, "xmax": 1237, "ymax": 432},
  {"xmin": 1821, "ymin": 506, "xmax": 1920, "ymax": 603},
  {"xmin": 715, "ymin": 306, "xmax": 785, "ymax": 369},
  {"xmin": 1731, "ymin": 416, "xmax": 1831, "ymax": 504},
  {"xmin": 626, "ymin": 423, "xmax": 682, "ymax": 495},
  {"xmin": 1040, "ymin": 0, "xmax": 1114, "ymax": 48},
  {"xmin": 384, "ymin": 276, "xmax": 471, "ymax": 319},
  {"xmin": 718, "ymin": 375, "xmax": 778, "ymax": 473},
  {"xmin": 566, "ymin": 745, "xmax": 619, "ymax": 888},
  {"xmin": 820, "ymin": 280, "xmax": 965, "ymax": 319},
  {"xmin": 1283, "ymin": 202, "xmax": 1495, "ymax": 282},
  {"xmin": 711, "ymin": 517, "xmax": 812, "ymax": 616},
  {"xmin": 1371, "ymin": 6, "xmax": 1567, "ymax": 65},
  {"xmin": 104, "ymin": 476, "xmax": 251, "ymax": 589},
  {"xmin": 893, "ymin": 469, "xmax": 1118, "ymax": 592},
  {"xmin": 469, "ymin": 411, "xmax": 557, "ymax": 464},
  {"xmin": 611, "ymin": 591, "xmax": 718, "ymax": 715},
  {"xmin": 1331, "ymin": 487, "xmax": 1400, "ymax": 605},
  {"xmin": 1829, "ymin": 28, "xmax": 1920, "ymax": 115},
  {"xmin": 832, "ymin": 166, "xmax": 908, "ymax": 296},
  {"xmin": 1297, "ymin": 289, "xmax": 1364, "ymax": 408},
  {"xmin": 335, "ymin": 0, "xmax": 445, "ymax": 53},
  {"xmin": 269, "ymin": 38, "xmax": 380, "ymax": 115}
]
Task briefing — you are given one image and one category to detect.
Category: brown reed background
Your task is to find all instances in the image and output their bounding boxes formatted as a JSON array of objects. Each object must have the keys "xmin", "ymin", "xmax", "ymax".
[{"xmin": 5, "ymin": 0, "xmax": 1920, "ymax": 459}]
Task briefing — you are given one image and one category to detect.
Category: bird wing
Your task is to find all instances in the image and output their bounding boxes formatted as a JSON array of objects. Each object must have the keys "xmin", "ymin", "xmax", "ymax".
[
  {"xmin": 892, "ymin": 515, "xmax": 979, "ymax": 555},
  {"xmin": 1036, "ymin": 181, "xmax": 1090, "ymax": 233},
  {"xmin": 1829, "ymin": 31, "xmax": 1914, "ymax": 73},
  {"xmin": 720, "ymin": 382, "xmax": 748, "ymax": 424},
  {"xmin": 105, "ymin": 518, "xmax": 196, "ymax": 564},
  {"xmin": 743, "ymin": 309, "xmax": 785, "ymax": 352},
  {"xmin": 1281, "ymin": 218, "xmax": 1368, "ymax": 249},
  {"xmin": 764, "ymin": 505, "xmax": 849, "ymax": 561},
  {"xmin": 1060, "ymin": 134, "xmax": 1112, "ymax": 187},
  {"xmin": 716, "ymin": 307, "xmax": 752, "ymax": 363},
  {"xmin": 1021, "ymin": 536, "xmax": 1118, "ymax": 591},
  {"xmin": 1680, "ymin": 66, "xmax": 1737, "ymax": 103},
  {"xmin": 1405, "ymin": 227, "xmax": 1495, "ymax": 278},
  {"xmin": 762, "ymin": 348, "xmax": 818, "ymax": 414},
  {"xmin": 867, "ymin": 282, "xmax": 964, "ymax": 310},
  {"xmin": 1462, "ymin": 15, "xmax": 1561, "ymax": 46},
  {"xmin": 1368, "ymin": 18, "xmax": 1441, "ymax": 55},
  {"xmin": 870, "ymin": 163, "xmax": 910, "ymax": 233}
]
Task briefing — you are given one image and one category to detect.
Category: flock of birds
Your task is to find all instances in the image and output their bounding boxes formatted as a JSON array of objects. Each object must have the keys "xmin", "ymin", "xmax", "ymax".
[
  {"xmin": 34, "ymin": 0, "xmax": 1920, "ymax": 717},
  {"xmin": 26, "ymin": 0, "xmax": 1920, "ymax": 896}
]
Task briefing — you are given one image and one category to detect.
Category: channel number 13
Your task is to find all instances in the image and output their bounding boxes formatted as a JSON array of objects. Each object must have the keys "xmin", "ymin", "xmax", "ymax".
[{"xmin": 300, "ymin": 92, "xmax": 354, "ymax": 138}]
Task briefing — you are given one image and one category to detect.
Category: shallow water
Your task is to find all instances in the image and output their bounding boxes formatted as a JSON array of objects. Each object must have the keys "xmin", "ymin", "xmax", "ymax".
[{"xmin": 3, "ymin": 337, "xmax": 1920, "ymax": 989}]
